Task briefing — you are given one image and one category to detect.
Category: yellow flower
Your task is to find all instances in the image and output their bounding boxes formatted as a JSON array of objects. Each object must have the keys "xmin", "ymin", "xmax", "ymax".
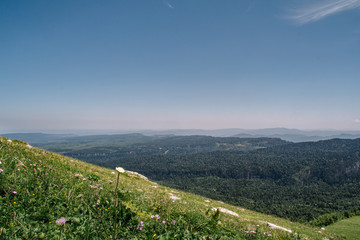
[
  {"xmin": 13, "ymin": 202, "xmax": 16, "ymax": 204},
  {"xmin": 154, "ymin": 234, "xmax": 157, "ymax": 237}
]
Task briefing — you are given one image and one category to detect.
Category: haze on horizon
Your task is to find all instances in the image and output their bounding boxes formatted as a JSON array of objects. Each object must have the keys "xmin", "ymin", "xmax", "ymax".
[{"xmin": 1, "ymin": 0, "xmax": 360, "ymax": 132}]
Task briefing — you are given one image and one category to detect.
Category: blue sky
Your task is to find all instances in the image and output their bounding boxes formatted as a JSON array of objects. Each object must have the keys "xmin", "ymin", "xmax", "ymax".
[{"xmin": 1, "ymin": 0, "xmax": 360, "ymax": 131}]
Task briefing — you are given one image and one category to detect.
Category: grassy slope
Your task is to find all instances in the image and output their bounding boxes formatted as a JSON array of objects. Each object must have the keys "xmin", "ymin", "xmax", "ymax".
[
  {"xmin": 0, "ymin": 137, "xmax": 338, "ymax": 239},
  {"xmin": 325, "ymin": 216, "xmax": 360, "ymax": 239}
]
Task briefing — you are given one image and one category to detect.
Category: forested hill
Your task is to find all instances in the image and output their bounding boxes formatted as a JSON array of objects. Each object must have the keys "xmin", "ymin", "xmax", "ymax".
[
  {"xmin": 95, "ymin": 138, "xmax": 360, "ymax": 222},
  {"xmin": 98, "ymin": 138, "xmax": 360, "ymax": 184}
]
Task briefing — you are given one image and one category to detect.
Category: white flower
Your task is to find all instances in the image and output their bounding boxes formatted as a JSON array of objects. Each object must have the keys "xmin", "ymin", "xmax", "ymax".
[{"xmin": 116, "ymin": 167, "xmax": 125, "ymax": 173}]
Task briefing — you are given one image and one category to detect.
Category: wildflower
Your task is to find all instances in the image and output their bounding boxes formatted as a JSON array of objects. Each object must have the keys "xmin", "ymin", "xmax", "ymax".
[
  {"xmin": 55, "ymin": 217, "xmax": 66, "ymax": 226},
  {"xmin": 12, "ymin": 191, "xmax": 17, "ymax": 194},
  {"xmin": 0, "ymin": 169, "xmax": 3, "ymax": 173},
  {"xmin": 89, "ymin": 185, "xmax": 97, "ymax": 189},
  {"xmin": 162, "ymin": 221, "xmax": 166, "ymax": 224},
  {"xmin": 151, "ymin": 215, "xmax": 154, "ymax": 219},
  {"xmin": 153, "ymin": 234, "xmax": 157, "ymax": 237},
  {"xmin": 155, "ymin": 214, "xmax": 160, "ymax": 220},
  {"xmin": 82, "ymin": 178, "xmax": 86, "ymax": 181},
  {"xmin": 140, "ymin": 221, "xmax": 144, "ymax": 227},
  {"xmin": 26, "ymin": 189, "xmax": 29, "ymax": 194},
  {"xmin": 116, "ymin": 167, "xmax": 125, "ymax": 173},
  {"xmin": 173, "ymin": 220, "xmax": 176, "ymax": 225},
  {"xmin": 100, "ymin": 187, "xmax": 103, "ymax": 190}
]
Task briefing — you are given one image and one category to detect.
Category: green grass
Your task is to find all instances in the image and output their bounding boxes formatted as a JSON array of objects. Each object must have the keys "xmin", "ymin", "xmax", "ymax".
[
  {"xmin": 325, "ymin": 216, "xmax": 360, "ymax": 239},
  {"xmin": 0, "ymin": 137, "xmax": 340, "ymax": 239}
]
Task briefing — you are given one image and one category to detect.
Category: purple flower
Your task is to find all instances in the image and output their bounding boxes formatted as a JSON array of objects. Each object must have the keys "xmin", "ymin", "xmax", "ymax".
[
  {"xmin": 55, "ymin": 217, "xmax": 66, "ymax": 226},
  {"xmin": 0, "ymin": 168, "xmax": 3, "ymax": 173},
  {"xmin": 140, "ymin": 221, "xmax": 144, "ymax": 227},
  {"xmin": 173, "ymin": 220, "xmax": 176, "ymax": 225},
  {"xmin": 162, "ymin": 221, "xmax": 166, "ymax": 224},
  {"xmin": 26, "ymin": 189, "xmax": 29, "ymax": 194},
  {"xmin": 151, "ymin": 215, "xmax": 154, "ymax": 219},
  {"xmin": 12, "ymin": 191, "xmax": 17, "ymax": 194},
  {"xmin": 155, "ymin": 214, "xmax": 160, "ymax": 220}
]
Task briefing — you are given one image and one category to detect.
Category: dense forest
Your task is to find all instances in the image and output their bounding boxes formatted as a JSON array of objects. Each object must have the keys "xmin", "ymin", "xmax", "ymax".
[
  {"xmin": 35, "ymin": 135, "xmax": 360, "ymax": 223},
  {"xmin": 36, "ymin": 134, "xmax": 288, "ymax": 160}
]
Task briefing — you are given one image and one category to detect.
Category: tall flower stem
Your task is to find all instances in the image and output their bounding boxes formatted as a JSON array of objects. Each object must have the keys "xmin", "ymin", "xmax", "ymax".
[{"xmin": 113, "ymin": 171, "xmax": 120, "ymax": 240}]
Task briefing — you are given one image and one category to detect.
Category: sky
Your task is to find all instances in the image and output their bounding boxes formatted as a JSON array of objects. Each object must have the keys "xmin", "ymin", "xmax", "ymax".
[{"xmin": 1, "ymin": 0, "xmax": 360, "ymax": 132}]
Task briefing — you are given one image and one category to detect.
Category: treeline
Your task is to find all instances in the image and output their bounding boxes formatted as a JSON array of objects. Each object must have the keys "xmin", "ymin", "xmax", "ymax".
[{"xmin": 310, "ymin": 208, "xmax": 360, "ymax": 227}]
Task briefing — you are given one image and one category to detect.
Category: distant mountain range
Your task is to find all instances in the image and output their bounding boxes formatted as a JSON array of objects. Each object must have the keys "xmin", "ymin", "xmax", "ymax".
[
  {"xmin": 139, "ymin": 128, "xmax": 360, "ymax": 142},
  {"xmin": 2, "ymin": 128, "xmax": 360, "ymax": 143}
]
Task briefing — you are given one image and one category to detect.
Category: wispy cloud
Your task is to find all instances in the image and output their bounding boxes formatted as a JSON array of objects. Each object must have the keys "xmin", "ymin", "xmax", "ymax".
[
  {"xmin": 164, "ymin": 0, "xmax": 174, "ymax": 9},
  {"xmin": 288, "ymin": 0, "xmax": 360, "ymax": 25},
  {"xmin": 355, "ymin": 119, "xmax": 360, "ymax": 123}
]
